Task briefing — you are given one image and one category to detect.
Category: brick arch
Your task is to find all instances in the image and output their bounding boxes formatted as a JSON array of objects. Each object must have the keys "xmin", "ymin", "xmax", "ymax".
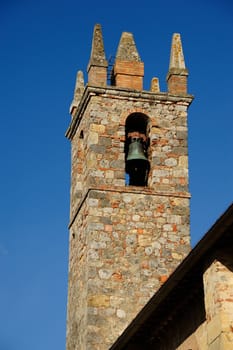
[
  {"xmin": 120, "ymin": 108, "xmax": 150, "ymax": 125},
  {"xmin": 125, "ymin": 112, "xmax": 150, "ymax": 137}
]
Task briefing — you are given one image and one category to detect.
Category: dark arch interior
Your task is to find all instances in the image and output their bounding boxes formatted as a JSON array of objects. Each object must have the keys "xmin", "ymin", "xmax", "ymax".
[{"xmin": 125, "ymin": 113, "xmax": 149, "ymax": 135}]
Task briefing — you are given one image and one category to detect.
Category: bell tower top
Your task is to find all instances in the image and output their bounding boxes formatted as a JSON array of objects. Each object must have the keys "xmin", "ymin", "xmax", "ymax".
[
  {"xmin": 115, "ymin": 32, "xmax": 141, "ymax": 61},
  {"xmin": 166, "ymin": 33, "xmax": 189, "ymax": 94},
  {"xmin": 168, "ymin": 33, "xmax": 186, "ymax": 70},
  {"xmin": 70, "ymin": 70, "xmax": 84, "ymax": 117},
  {"xmin": 112, "ymin": 31, "xmax": 144, "ymax": 90},
  {"xmin": 87, "ymin": 24, "xmax": 108, "ymax": 87}
]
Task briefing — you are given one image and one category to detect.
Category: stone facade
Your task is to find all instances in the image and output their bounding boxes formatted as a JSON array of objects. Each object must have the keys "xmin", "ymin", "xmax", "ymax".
[
  {"xmin": 108, "ymin": 205, "xmax": 233, "ymax": 350},
  {"xmin": 66, "ymin": 24, "xmax": 193, "ymax": 350},
  {"xmin": 175, "ymin": 260, "xmax": 233, "ymax": 350}
]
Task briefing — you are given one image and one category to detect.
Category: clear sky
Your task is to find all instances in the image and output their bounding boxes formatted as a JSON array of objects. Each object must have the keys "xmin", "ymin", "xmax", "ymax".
[{"xmin": 0, "ymin": 0, "xmax": 232, "ymax": 349}]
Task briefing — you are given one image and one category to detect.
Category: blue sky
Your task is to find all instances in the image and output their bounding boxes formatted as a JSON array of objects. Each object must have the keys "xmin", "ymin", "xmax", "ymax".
[{"xmin": 0, "ymin": 0, "xmax": 232, "ymax": 349}]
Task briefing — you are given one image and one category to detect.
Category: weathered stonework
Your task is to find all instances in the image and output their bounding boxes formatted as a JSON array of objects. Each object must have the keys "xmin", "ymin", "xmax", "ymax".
[
  {"xmin": 67, "ymin": 189, "xmax": 190, "ymax": 349},
  {"xmin": 68, "ymin": 87, "xmax": 192, "ymax": 220},
  {"xmin": 177, "ymin": 260, "xmax": 233, "ymax": 350},
  {"xmin": 204, "ymin": 261, "xmax": 233, "ymax": 349},
  {"xmin": 66, "ymin": 24, "xmax": 193, "ymax": 350}
]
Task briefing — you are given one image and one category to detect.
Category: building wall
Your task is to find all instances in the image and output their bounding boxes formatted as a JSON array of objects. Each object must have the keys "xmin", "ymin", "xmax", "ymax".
[
  {"xmin": 177, "ymin": 260, "xmax": 233, "ymax": 350},
  {"xmin": 204, "ymin": 260, "xmax": 233, "ymax": 349},
  {"xmin": 177, "ymin": 323, "xmax": 208, "ymax": 350}
]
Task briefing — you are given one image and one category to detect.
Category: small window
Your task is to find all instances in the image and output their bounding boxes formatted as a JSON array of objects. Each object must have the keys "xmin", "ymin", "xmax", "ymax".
[{"xmin": 125, "ymin": 113, "xmax": 150, "ymax": 186}]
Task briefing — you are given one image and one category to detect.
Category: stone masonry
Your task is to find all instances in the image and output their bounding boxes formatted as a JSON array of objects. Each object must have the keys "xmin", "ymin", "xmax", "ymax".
[
  {"xmin": 177, "ymin": 260, "xmax": 233, "ymax": 350},
  {"xmin": 66, "ymin": 24, "xmax": 194, "ymax": 350}
]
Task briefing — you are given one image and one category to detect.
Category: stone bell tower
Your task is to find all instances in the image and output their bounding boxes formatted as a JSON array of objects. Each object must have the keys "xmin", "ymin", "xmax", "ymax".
[{"xmin": 66, "ymin": 24, "xmax": 193, "ymax": 350}]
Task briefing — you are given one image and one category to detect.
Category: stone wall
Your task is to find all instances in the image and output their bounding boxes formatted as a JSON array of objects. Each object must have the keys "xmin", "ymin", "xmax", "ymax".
[
  {"xmin": 69, "ymin": 87, "xmax": 191, "ymax": 219},
  {"xmin": 67, "ymin": 189, "xmax": 190, "ymax": 350},
  {"xmin": 203, "ymin": 260, "xmax": 233, "ymax": 349},
  {"xmin": 177, "ymin": 260, "xmax": 233, "ymax": 350}
]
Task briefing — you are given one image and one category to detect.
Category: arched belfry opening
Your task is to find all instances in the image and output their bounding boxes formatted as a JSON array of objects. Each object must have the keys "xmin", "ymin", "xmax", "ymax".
[{"xmin": 125, "ymin": 113, "xmax": 150, "ymax": 186}]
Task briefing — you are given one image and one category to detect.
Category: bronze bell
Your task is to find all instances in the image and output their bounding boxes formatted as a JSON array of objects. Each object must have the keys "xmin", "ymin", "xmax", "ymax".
[
  {"xmin": 126, "ymin": 137, "xmax": 150, "ymax": 186},
  {"xmin": 126, "ymin": 137, "xmax": 148, "ymax": 162}
]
